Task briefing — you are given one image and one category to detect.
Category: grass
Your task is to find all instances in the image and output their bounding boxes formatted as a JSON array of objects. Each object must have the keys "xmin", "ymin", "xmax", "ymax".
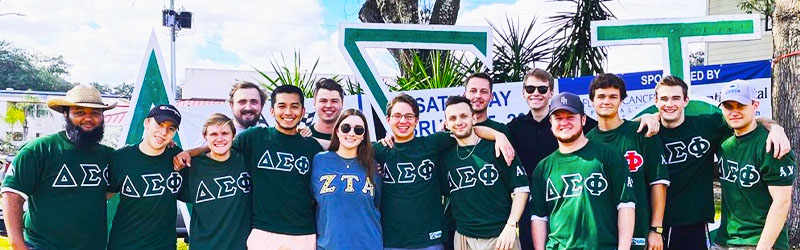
[{"xmin": 0, "ymin": 237, "xmax": 188, "ymax": 249}]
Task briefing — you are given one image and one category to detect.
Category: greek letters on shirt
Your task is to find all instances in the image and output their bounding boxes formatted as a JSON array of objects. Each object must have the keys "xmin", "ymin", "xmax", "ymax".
[
  {"xmin": 51, "ymin": 163, "xmax": 105, "ymax": 187},
  {"xmin": 382, "ymin": 160, "xmax": 436, "ymax": 184},
  {"xmin": 663, "ymin": 136, "xmax": 711, "ymax": 165},
  {"xmin": 447, "ymin": 164, "xmax": 525, "ymax": 192},
  {"xmin": 318, "ymin": 174, "xmax": 376, "ymax": 196},
  {"xmin": 195, "ymin": 173, "xmax": 252, "ymax": 203},
  {"xmin": 121, "ymin": 172, "xmax": 183, "ymax": 198},
  {"xmin": 257, "ymin": 150, "xmax": 310, "ymax": 174},
  {"xmin": 545, "ymin": 172, "xmax": 613, "ymax": 201}
]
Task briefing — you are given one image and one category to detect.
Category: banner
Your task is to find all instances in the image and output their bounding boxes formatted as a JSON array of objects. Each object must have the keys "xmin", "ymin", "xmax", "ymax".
[{"xmin": 558, "ymin": 60, "xmax": 772, "ymax": 119}]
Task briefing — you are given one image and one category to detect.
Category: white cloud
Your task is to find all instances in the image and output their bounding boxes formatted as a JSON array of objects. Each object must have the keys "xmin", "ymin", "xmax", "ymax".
[{"xmin": 0, "ymin": 0, "xmax": 334, "ymax": 87}]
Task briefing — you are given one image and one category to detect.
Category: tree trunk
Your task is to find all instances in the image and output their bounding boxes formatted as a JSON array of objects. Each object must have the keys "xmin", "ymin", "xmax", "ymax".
[
  {"xmin": 359, "ymin": 0, "xmax": 460, "ymax": 78},
  {"xmin": 772, "ymin": 0, "xmax": 800, "ymax": 246}
]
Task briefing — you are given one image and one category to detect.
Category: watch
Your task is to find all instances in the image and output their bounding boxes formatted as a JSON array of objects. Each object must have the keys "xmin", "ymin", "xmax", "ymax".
[{"xmin": 650, "ymin": 226, "xmax": 663, "ymax": 234}]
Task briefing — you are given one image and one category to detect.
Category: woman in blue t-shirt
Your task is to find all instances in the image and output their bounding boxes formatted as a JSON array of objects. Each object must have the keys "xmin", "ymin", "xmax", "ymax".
[{"xmin": 311, "ymin": 109, "xmax": 382, "ymax": 250}]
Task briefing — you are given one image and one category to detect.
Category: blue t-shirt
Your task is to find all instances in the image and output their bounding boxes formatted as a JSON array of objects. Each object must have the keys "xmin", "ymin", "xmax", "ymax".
[{"xmin": 312, "ymin": 151, "xmax": 382, "ymax": 250}]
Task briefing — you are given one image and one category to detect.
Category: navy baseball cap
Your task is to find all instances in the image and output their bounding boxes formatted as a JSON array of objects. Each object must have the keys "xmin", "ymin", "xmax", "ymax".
[
  {"xmin": 147, "ymin": 104, "xmax": 181, "ymax": 128},
  {"xmin": 548, "ymin": 92, "xmax": 585, "ymax": 116}
]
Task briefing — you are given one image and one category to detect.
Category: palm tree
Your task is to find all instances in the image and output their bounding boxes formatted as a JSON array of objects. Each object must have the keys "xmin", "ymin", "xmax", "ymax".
[
  {"xmin": 547, "ymin": 0, "xmax": 615, "ymax": 77},
  {"xmin": 489, "ymin": 15, "xmax": 554, "ymax": 83}
]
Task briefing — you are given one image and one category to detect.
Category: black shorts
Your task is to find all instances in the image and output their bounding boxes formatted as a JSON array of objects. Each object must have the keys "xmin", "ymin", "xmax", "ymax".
[{"xmin": 665, "ymin": 223, "xmax": 710, "ymax": 250}]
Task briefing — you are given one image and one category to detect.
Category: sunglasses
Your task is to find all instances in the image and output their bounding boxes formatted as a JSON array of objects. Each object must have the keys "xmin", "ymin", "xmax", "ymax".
[
  {"xmin": 340, "ymin": 123, "xmax": 366, "ymax": 136},
  {"xmin": 524, "ymin": 85, "xmax": 550, "ymax": 94}
]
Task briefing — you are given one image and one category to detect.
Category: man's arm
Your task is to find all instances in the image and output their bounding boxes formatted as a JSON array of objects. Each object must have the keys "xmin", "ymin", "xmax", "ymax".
[
  {"xmin": 495, "ymin": 192, "xmax": 529, "ymax": 250},
  {"xmin": 315, "ymin": 138, "xmax": 331, "ymax": 151},
  {"xmin": 756, "ymin": 185, "xmax": 792, "ymax": 250},
  {"xmin": 532, "ymin": 220, "xmax": 548, "ymax": 250},
  {"xmin": 755, "ymin": 117, "xmax": 792, "ymax": 159},
  {"xmin": 172, "ymin": 145, "xmax": 209, "ymax": 171},
  {"xmin": 618, "ymin": 207, "xmax": 636, "ymax": 250},
  {"xmin": 632, "ymin": 113, "xmax": 661, "ymax": 137},
  {"xmin": 2, "ymin": 192, "xmax": 30, "ymax": 250},
  {"xmin": 473, "ymin": 126, "xmax": 515, "ymax": 165},
  {"xmin": 648, "ymin": 184, "xmax": 667, "ymax": 250}
]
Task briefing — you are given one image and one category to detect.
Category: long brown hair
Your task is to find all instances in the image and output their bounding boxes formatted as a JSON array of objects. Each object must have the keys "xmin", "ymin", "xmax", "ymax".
[{"xmin": 329, "ymin": 109, "xmax": 376, "ymax": 182}]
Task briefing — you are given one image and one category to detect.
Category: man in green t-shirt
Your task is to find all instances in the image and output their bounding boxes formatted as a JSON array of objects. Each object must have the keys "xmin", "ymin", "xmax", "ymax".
[
  {"xmin": 651, "ymin": 76, "xmax": 792, "ymax": 250},
  {"xmin": 440, "ymin": 95, "xmax": 529, "ymax": 250},
  {"xmin": 179, "ymin": 113, "xmax": 251, "ymax": 250},
  {"xmin": 531, "ymin": 92, "xmax": 636, "ymax": 250},
  {"xmin": 712, "ymin": 80, "xmax": 795, "ymax": 250},
  {"xmin": 107, "ymin": 104, "xmax": 184, "ymax": 250},
  {"xmin": 2, "ymin": 85, "xmax": 115, "ymax": 250},
  {"xmin": 586, "ymin": 74, "xmax": 669, "ymax": 250},
  {"xmin": 235, "ymin": 85, "xmax": 323, "ymax": 250},
  {"xmin": 375, "ymin": 93, "xmax": 515, "ymax": 250}
]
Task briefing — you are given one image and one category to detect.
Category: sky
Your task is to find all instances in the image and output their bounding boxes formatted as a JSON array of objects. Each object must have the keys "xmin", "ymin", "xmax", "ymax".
[{"xmin": 0, "ymin": 0, "xmax": 706, "ymax": 89}]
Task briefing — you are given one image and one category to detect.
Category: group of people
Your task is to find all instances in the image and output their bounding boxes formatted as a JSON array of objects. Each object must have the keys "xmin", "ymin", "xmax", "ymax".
[{"xmin": 0, "ymin": 68, "xmax": 795, "ymax": 250}]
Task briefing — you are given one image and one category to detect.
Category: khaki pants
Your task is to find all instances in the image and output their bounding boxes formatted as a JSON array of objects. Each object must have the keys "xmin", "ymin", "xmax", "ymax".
[
  {"xmin": 453, "ymin": 231, "xmax": 521, "ymax": 250},
  {"xmin": 246, "ymin": 228, "xmax": 316, "ymax": 250}
]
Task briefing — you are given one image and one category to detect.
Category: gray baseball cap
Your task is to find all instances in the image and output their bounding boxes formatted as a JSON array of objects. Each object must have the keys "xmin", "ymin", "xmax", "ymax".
[
  {"xmin": 720, "ymin": 79, "xmax": 756, "ymax": 105},
  {"xmin": 549, "ymin": 92, "xmax": 585, "ymax": 116}
]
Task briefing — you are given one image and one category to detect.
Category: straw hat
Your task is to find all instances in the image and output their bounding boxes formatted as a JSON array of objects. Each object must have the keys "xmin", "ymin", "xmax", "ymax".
[{"xmin": 46, "ymin": 84, "xmax": 117, "ymax": 114}]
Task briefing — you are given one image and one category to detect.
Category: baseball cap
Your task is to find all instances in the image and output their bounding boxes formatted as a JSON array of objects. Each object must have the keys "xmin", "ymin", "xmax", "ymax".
[
  {"xmin": 719, "ymin": 79, "xmax": 756, "ymax": 105},
  {"xmin": 548, "ymin": 92, "xmax": 585, "ymax": 116},
  {"xmin": 147, "ymin": 104, "xmax": 182, "ymax": 128}
]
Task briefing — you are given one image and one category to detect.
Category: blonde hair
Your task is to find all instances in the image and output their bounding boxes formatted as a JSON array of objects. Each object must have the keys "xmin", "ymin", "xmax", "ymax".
[{"xmin": 202, "ymin": 113, "xmax": 236, "ymax": 136}]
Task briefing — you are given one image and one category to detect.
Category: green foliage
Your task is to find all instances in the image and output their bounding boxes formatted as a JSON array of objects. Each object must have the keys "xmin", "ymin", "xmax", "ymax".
[
  {"xmin": 547, "ymin": 0, "xmax": 615, "ymax": 77},
  {"xmin": 90, "ymin": 82, "xmax": 134, "ymax": 99},
  {"xmin": 3, "ymin": 104, "xmax": 25, "ymax": 129},
  {"xmin": 393, "ymin": 50, "xmax": 485, "ymax": 91},
  {"xmin": 0, "ymin": 41, "xmax": 74, "ymax": 91},
  {"xmin": 255, "ymin": 51, "xmax": 319, "ymax": 98},
  {"xmin": 737, "ymin": 0, "xmax": 774, "ymax": 16},
  {"xmin": 489, "ymin": 15, "xmax": 554, "ymax": 83}
]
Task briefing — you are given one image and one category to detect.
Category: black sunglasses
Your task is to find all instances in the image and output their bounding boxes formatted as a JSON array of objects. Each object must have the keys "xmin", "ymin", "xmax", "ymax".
[
  {"xmin": 340, "ymin": 124, "xmax": 366, "ymax": 136},
  {"xmin": 524, "ymin": 85, "xmax": 549, "ymax": 94}
]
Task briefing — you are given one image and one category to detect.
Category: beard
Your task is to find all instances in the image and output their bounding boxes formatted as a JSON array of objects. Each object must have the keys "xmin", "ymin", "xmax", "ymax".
[
  {"xmin": 64, "ymin": 116, "xmax": 105, "ymax": 149},
  {"xmin": 452, "ymin": 128, "xmax": 473, "ymax": 139},
  {"xmin": 554, "ymin": 129, "xmax": 582, "ymax": 144},
  {"xmin": 235, "ymin": 110, "xmax": 260, "ymax": 128}
]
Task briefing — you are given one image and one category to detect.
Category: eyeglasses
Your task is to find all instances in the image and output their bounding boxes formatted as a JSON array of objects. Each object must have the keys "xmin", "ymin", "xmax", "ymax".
[
  {"xmin": 340, "ymin": 123, "xmax": 366, "ymax": 135},
  {"xmin": 390, "ymin": 113, "xmax": 416, "ymax": 121},
  {"xmin": 524, "ymin": 85, "xmax": 549, "ymax": 94}
]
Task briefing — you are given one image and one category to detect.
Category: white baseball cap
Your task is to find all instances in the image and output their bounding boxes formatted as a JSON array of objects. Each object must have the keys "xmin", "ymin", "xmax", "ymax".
[{"xmin": 719, "ymin": 79, "xmax": 756, "ymax": 105}]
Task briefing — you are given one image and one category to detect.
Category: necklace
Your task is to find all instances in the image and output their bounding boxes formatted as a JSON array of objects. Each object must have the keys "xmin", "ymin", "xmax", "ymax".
[
  {"xmin": 456, "ymin": 138, "xmax": 481, "ymax": 160},
  {"xmin": 337, "ymin": 154, "xmax": 357, "ymax": 168}
]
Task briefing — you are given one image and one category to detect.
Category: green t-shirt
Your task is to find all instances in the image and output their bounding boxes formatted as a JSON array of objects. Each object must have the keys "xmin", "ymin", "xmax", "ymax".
[
  {"xmin": 1, "ymin": 131, "xmax": 111, "ymax": 250},
  {"xmin": 587, "ymin": 120, "xmax": 669, "ymax": 248},
  {"xmin": 443, "ymin": 139, "xmax": 529, "ymax": 238},
  {"xmin": 233, "ymin": 126, "xmax": 323, "ymax": 235},
  {"xmin": 659, "ymin": 114, "xmax": 730, "ymax": 226},
  {"xmin": 530, "ymin": 140, "xmax": 636, "ymax": 250},
  {"xmin": 715, "ymin": 125, "xmax": 796, "ymax": 250},
  {"xmin": 107, "ymin": 144, "xmax": 183, "ymax": 250},
  {"xmin": 373, "ymin": 132, "xmax": 455, "ymax": 248},
  {"xmin": 310, "ymin": 125, "xmax": 332, "ymax": 141},
  {"xmin": 476, "ymin": 119, "xmax": 513, "ymax": 141},
  {"xmin": 178, "ymin": 151, "xmax": 251, "ymax": 250}
]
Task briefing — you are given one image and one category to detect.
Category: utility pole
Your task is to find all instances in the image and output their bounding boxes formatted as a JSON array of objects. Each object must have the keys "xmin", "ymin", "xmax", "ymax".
[
  {"xmin": 162, "ymin": 2, "xmax": 191, "ymax": 98},
  {"xmin": 170, "ymin": 0, "xmax": 176, "ymax": 98}
]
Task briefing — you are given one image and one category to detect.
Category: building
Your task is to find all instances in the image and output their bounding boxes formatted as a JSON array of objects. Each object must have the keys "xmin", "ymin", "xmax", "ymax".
[{"xmin": 706, "ymin": 0, "xmax": 773, "ymax": 65}]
